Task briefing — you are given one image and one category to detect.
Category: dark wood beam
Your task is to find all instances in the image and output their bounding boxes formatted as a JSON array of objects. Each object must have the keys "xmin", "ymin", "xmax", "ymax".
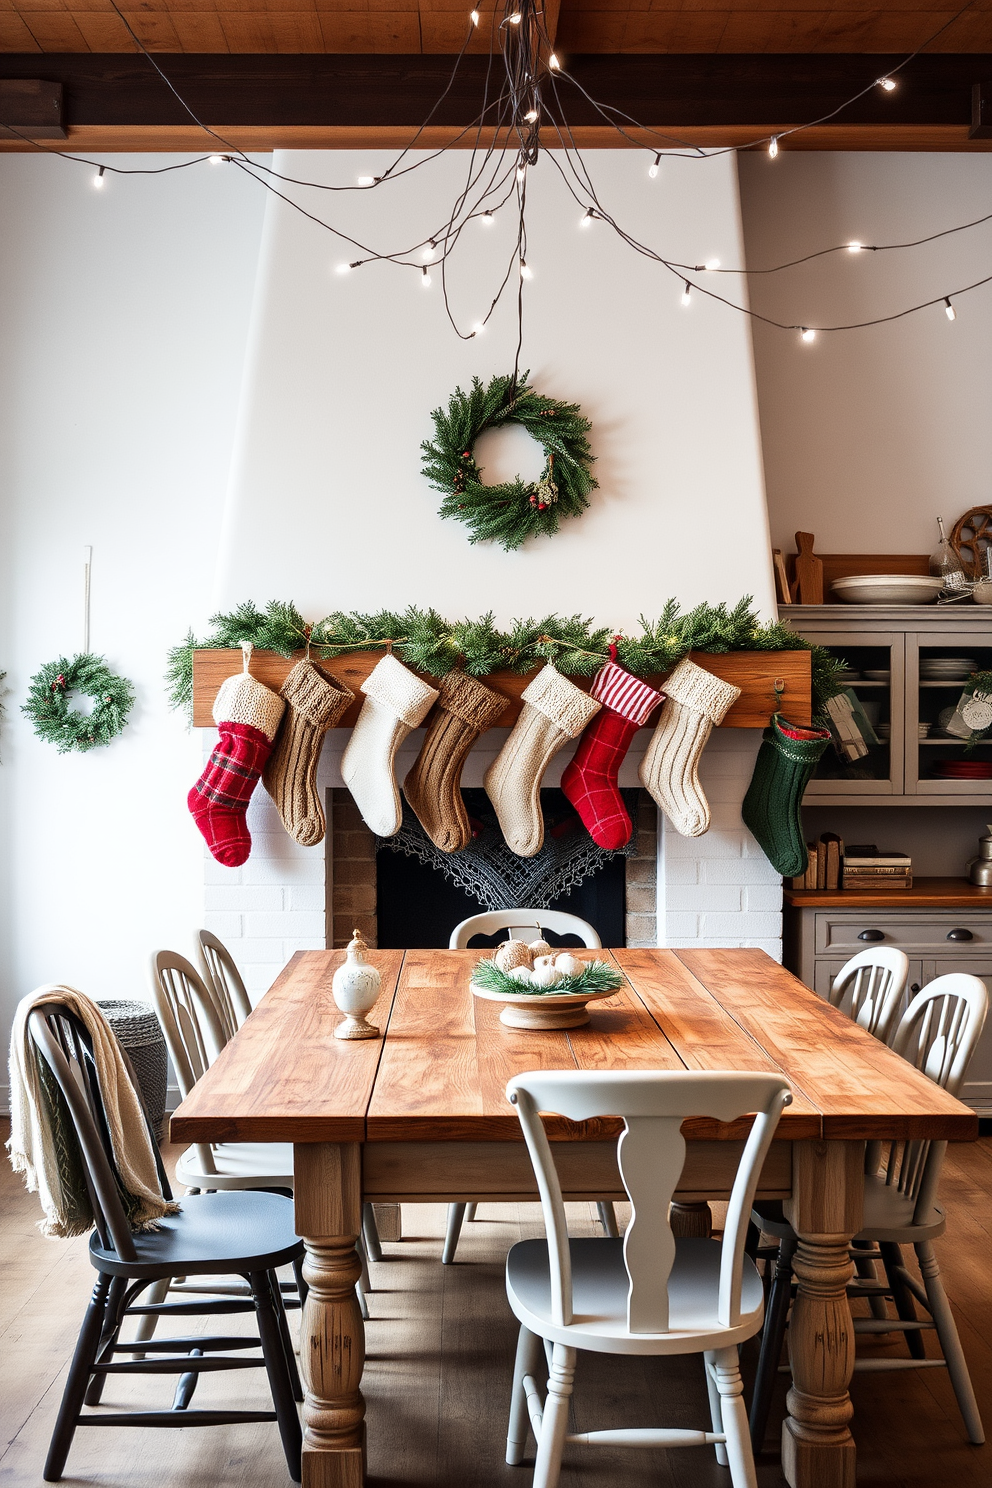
[
  {"xmin": 1, "ymin": 53, "xmax": 990, "ymax": 150},
  {"xmin": 0, "ymin": 78, "xmax": 65, "ymax": 138}
]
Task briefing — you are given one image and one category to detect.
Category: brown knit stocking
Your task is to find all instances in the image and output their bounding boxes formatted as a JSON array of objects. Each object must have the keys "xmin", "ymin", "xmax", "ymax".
[
  {"xmin": 403, "ymin": 671, "xmax": 506, "ymax": 852},
  {"xmin": 263, "ymin": 660, "xmax": 354, "ymax": 846}
]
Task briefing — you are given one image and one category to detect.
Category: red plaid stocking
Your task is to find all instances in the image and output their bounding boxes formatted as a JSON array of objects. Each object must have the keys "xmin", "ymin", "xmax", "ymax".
[
  {"xmin": 561, "ymin": 653, "xmax": 664, "ymax": 850},
  {"xmin": 188, "ymin": 667, "xmax": 285, "ymax": 868}
]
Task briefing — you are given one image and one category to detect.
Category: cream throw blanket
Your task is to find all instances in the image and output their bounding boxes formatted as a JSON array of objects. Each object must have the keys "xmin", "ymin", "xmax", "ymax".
[{"xmin": 7, "ymin": 985, "xmax": 179, "ymax": 1238}]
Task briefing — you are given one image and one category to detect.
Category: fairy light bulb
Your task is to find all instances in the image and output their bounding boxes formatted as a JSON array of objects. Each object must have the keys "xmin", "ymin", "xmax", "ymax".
[
  {"xmin": 847, "ymin": 241, "xmax": 863, "ymax": 252},
  {"xmin": 648, "ymin": 154, "xmax": 661, "ymax": 178},
  {"xmin": 944, "ymin": 297, "xmax": 956, "ymax": 321},
  {"xmin": 800, "ymin": 327, "xmax": 816, "ymax": 343},
  {"xmin": 509, "ymin": 11, "xmax": 522, "ymax": 22},
  {"xmin": 470, "ymin": 9, "xmax": 479, "ymax": 24},
  {"xmin": 422, "ymin": 266, "xmax": 431, "ymax": 289},
  {"xmin": 516, "ymin": 165, "xmax": 526, "ymax": 183},
  {"xmin": 705, "ymin": 258, "xmax": 720, "ymax": 271},
  {"xmin": 524, "ymin": 109, "xmax": 539, "ymax": 122},
  {"xmin": 357, "ymin": 174, "xmax": 376, "ymax": 186},
  {"xmin": 768, "ymin": 136, "xmax": 779, "ymax": 158},
  {"xmin": 519, "ymin": 260, "xmax": 533, "ymax": 280},
  {"xmin": 681, "ymin": 281, "xmax": 691, "ymax": 307},
  {"xmin": 422, "ymin": 240, "xmax": 436, "ymax": 260},
  {"xmin": 336, "ymin": 261, "xmax": 361, "ymax": 274},
  {"xmin": 877, "ymin": 77, "xmax": 896, "ymax": 91},
  {"xmin": 579, "ymin": 208, "xmax": 595, "ymax": 228},
  {"xmin": 209, "ymin": 154, "xmax": 225, "ymax": 165},
  {"xmin": 93, "ymin": 166, "xmax": 106, "ymax": 189},
  {"xmin": 548, "ymin": 52, "xmax": 560, "ymax": 70},
  {"xmin": 480, "ymin": 210, "xmax": 495, "ymax": 225},
  {"xmin": 472, "ymin": 321, "xmax": 485, "ymax": 335}
]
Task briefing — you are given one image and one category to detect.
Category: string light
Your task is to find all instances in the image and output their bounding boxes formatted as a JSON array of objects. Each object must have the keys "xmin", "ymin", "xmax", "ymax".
[
  {"xmin": 519, "ymin": 260, "xmax": 533, "ymax": 280},
  {"xmin": 800, "ymin": 327, "xmax": 816, "ymax": 343},
  {"xmin": 422, "ymin": 240, "xmax": 436, "ymax": 259},
  {"xmin": 847, "ymin": 242, "xmax": 863, "ymax": 252},
  {"xmin": 93, "ymin": 165, "xmax": 106, "ymax": 189},
  {"xmin": 472, "ymin": 321, "xmax": 486, "ymax": 335},
  {"xmin": 335, "ymin": 261, "xmax": 361, "ymax": 274},
  {"xmin": 480, "ymin": 210, "xmax": 495, "ymax": 226},
  {"xmin": 945, "ymin": 297, "xmax": 957, "ymax": 320},
  {"xmin": 681, "ymin": 282, "xmax": 691, "ymax": 307},
  {"xmin": 516, "ymin": 164, "xmax": 526, "ymax": 183},
  {"xmin": 548, "ymin": 52, "xmax": 560, "ymax": 70},
  {"xmin": 524, "ymin": 109, "xmax": 539, "ymax": 122},
  {"xmin": 357, "ymin": 174, "xmax": 379, "ymax": 187},
  {"xmin": 579, "ymin": 208, "xmax": 595, "ymax": 228},
  {"xmin": 705, "ymin": 258, "xmax": 721, "ymax": 271},
  {"xmin": 470, "ymin": 9, "xmax": 480, "ymax": 23},
  {"xmin": 508, "ymin": 11, "xmax": 522, "ymax": 21},
  {"xmin": 768, "ymin": 136, "xmax": 779, "ymax": 158},
  {"xmin": 208, "ymin": 154, "xmax": 225, "ymax": 165},
  {"xmin": 877, "ymin": 77, "xmax": 897, "ymax": 91},
  {"xmin": 648, "ymin": 154, "xmax": 661, "ymax": 178},
  {"xmin": 422, "ymin": 266, "xmax": 432, "ymax": 288}
]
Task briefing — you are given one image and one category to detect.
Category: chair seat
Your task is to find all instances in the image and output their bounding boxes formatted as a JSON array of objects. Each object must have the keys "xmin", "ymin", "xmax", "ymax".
[
  {"xmin": 753, "ymin": 1181, "xmax": 946, "ymax": 1246},
  {"xmin": 89, "ymin": 1190, "xmax": 304, "ymax": 1278},
  {"xmin": 506, "ymin": 1236, "xmax": 764, "ymax": 1356},
  {"xmin": 176, "ymin": 1141, "xmax": 294, "ymax": 1191}
]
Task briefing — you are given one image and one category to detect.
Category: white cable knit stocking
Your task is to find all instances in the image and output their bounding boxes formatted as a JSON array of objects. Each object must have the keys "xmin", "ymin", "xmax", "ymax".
[
  {"xmin": 638, "ymin": 658, "xmax": 741, "ymax": 837},
  {"xmin": 341, "ymin": 654, "xmax": 438, "ymax": 837},
  {"xmin": 484, "ymin": 664, "xmax": 601, "ymax": 857}
]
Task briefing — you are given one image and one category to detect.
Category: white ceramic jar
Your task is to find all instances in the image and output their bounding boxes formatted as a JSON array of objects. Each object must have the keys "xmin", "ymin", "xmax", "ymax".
[{"xmin": 331, "ymin": 929, "xmax": 382, "ymax": 1040}]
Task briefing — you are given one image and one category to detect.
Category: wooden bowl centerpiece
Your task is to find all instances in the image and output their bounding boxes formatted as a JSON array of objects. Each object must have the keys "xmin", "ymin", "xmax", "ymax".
[{"xmin": 470, "ymin": 946, "xmax": 624, "ymax": 1030}]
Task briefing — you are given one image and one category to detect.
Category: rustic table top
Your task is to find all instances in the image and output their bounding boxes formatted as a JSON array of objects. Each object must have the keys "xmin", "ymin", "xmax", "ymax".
[{"xmin": 170, "ymin": 947, "xmax": 977, "ymax": 1147}]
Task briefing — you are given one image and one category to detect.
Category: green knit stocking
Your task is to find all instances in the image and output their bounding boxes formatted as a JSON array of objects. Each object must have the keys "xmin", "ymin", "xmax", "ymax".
[{"xmin": 741, "ymin": 713, "xmax": 831, "ymax": 877}]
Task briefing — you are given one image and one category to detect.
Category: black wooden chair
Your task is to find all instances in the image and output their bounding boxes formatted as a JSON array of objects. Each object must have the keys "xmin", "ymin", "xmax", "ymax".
[{"xmin": 27, "ymin": 999, "xmax": 304, "ymax": 1483}]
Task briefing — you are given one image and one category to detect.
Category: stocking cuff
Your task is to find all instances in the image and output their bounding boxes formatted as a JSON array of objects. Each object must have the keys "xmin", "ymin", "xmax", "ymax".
[
  {"xmin": 213, "ymin": 673, "xmax": 286, "ymax": 742},
  {"xmin": 663, "ymin": 658, "xmax": 741, "ymax": 725},
  {"xmin": 767, "ymin": 712, "xmax": 831, "ymax": 764},
  {"xmin": 280, "ymin": 659, "xmax": 355, "ymax": 730},
  {"xmin": 361, "ymin": 653, "xmax": 439, "ymax": 729},
  {"xmin": 591, "ymin": 661, "xmax": 664, "ymax": 727},
  {"xmin": 522, "ymin": 664, "xmax": 601, "ymax": 739},
  {"xmin": 436, "ymin": 671, "xmax": 506, "ymax": 731}
]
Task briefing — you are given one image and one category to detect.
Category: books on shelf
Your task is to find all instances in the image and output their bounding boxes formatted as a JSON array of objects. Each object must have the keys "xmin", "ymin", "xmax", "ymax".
[
  {"xmin": 790, "ymin": 832, "xmax": 843, "ymax": 890},
  {"xmin": 842, "ymin": 845, "xmax": 912, "ymax": 890}
]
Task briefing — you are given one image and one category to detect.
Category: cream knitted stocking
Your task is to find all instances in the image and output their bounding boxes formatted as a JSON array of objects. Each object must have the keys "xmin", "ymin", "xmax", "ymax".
[
  {"xmin": 403, "ymin": 671, "xmax": 506, "ymax": 852},
  {"xmin": 484, "ymin": 664, "xmax": 601, "ymax": 858},
  {"xmin": 341, "ymin": 653, "xmax": 439, "ymax": 837},
  {"xmin": 638, "ymin": 658, "xmax": 741, "ymax": 837},
  {"xmin": 263, "ymin": 659, "xmax": 355, "ymax": 847}
]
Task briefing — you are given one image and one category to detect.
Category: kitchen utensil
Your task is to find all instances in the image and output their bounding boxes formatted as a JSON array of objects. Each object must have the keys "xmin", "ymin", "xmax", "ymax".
[
  {"xmin": 794, "ymin": 531, "xmax": 823, "ymax": 604},
  {"xmin": 967, "ymin": 825, "xmax": 992, "ymax": 887}
]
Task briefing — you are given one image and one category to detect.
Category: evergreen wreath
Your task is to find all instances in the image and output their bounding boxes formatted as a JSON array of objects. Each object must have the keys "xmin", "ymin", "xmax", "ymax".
[
  {"xmin": 421, "ymin": 372, "xmax": 597, "ymax": 550},
  {"xmin": 23, "ymin": 654, "xmax": 135, "ymax": 754}
]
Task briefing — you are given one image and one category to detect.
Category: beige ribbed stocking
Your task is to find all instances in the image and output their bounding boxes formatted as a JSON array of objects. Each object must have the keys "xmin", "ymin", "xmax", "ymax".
[
  {"xmin": 341, "ymin": 653, "xmax": 439, "ymax": 837},
  {"xmin": 484, "ymin": 664, "xmax": 601, "ymax": 858},
  {"xmin": 403, "ymin": 671, "xmax": 506, "ymax": 852},
  {"xmin": 263, "ymin": 659, "xmax": 355, "ymax": 846},
  {"xmin": 638, "ymin": 658, "xmax": 741, "ymax": 837}
]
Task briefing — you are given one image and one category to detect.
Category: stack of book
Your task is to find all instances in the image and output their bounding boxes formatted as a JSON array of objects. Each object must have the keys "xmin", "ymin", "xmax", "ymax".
[
  {"xmin": 842, "ymin": 845, "xmax": 913, "ymax": 891},
  {"xmin": 790, "ymin": 833, "xmax": 843, "ymax": 890}
]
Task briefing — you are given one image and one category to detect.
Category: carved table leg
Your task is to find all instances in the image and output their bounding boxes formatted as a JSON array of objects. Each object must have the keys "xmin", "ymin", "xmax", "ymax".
[
  {"xmin": 781, "ymin": 1140, "xmax": 864, "ymax": 1488},
  {"xmin": 670, "ymin": 1201, "xmax": 713, "ymax": 1238},
  {"xmin": 294, "ymin": 1143, "xmax": 365, "ymax": 1488}
]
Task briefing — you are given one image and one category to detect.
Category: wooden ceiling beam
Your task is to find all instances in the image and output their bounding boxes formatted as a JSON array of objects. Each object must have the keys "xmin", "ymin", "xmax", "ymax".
[{"xmin": 1, "ymin": 53, "xmax": 991, "ymax": 150}]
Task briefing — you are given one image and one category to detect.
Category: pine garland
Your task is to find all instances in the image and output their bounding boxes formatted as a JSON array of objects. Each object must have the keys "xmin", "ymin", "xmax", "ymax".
[
  {"xmin": 470, "ymin": 957, "xmax": 623, "ymax": 997},
  {"xmin": 421, "ymin": 373, "xmax": 597, "ymax": 550},
  {"xmin": 167, "ymin": 595, "xmax": 843, "ymax": 724},
  {"xmin": 23, "ymin": 654, "xmax": 135, "ymax": 753}
]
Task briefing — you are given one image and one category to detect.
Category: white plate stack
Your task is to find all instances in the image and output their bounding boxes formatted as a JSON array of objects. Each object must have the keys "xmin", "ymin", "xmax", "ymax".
[
  {"xmin": 831, "ymin": 574, "xmax": 943, "ymax": 605},
  {"xmin": 920, "ymin": 656, "xmax": 978, "ymax": 683}
]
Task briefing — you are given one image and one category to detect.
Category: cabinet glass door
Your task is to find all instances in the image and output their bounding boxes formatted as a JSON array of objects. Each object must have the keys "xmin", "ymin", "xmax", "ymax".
[
  {"xmin": 908, "ymin": 631, "xmax": 992, "ymax": 798},
  {"xmin": 803, "ymin": 634, "xmax": 904, "ymax": 797}
]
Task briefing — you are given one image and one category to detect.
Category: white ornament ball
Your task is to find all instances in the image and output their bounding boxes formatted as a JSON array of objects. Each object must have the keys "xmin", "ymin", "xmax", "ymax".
[
  {"xmin": 528, "ymin": 939, "xmax": 553, "ymax": 960},
  {"xmin": 531, "ymin": 963, "xmax": 564, "ymax": 990},
  {"xmin": 509, "ymin": 964, "xmax": 534, "ymax": 985},
  {"xmin": 533, "ymin": 954, "xmax": 556, "ymax": 970},
  {"xmin": 495, "ymin": 939, "xmax": 533, "ymax": 973},
  {"xmin": 553, "ymin": 953, "xmax": 584, "ymax": 979}
]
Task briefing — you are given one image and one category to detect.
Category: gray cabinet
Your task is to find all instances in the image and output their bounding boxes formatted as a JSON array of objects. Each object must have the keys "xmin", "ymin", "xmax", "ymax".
[
  {"xmin": 786, "ymin": 903, "xmax": 992, "ymax": 1113},
  {"xmin": 782, "ymin": 605, "xmax": 992, "ymax": 807}
]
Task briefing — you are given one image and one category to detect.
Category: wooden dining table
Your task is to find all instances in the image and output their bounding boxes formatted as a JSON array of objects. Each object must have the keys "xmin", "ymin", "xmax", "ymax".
[{"xmin": 171, "ymin": 946, "xmax": 978, "ymax": 1488}]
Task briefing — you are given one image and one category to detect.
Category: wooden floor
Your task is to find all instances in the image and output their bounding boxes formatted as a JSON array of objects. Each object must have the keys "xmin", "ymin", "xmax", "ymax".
[{"xmin": 3, "ymin": 1127, "xmax": 992, "ymax": 1488}]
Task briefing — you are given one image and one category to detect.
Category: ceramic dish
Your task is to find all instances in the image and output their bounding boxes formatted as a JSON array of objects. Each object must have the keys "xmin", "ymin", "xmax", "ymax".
[
  {"xmin": 470, "ymin": 982, "xmax": 619, "ymax": 1030},
  {"xmin": 864, "ymin": 670, "xmax": 891, "ymax": 681},
  {"xmin": 831, "ymin": 575, "xmax": 942, "ymax": 605}
]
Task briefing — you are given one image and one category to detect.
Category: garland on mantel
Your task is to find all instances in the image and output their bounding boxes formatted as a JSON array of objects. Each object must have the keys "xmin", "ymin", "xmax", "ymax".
[{"xmin": 166, "ymin": 596, "xmax": 844, "ymax": 723}]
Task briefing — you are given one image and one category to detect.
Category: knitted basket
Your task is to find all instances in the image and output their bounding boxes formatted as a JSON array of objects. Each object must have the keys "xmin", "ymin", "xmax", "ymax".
[{"xmin": 97, "ymin": 1000, "xmax": 169, "ymax": 1143}]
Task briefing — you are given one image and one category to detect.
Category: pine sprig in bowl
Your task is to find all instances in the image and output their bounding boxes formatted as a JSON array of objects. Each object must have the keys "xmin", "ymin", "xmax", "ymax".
[
  {"xmin": 470, "ymin": 957, "xmax": 623, "ymax": 998},
  {"xmin": 470, "ymin": 955, "xmax": 625, "ymax": 1031}
]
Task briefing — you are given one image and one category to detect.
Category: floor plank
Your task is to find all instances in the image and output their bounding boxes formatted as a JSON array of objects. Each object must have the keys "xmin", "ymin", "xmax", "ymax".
[{"xmin": 2, "ymin": 1127, "xmax": 991, "ymax": 1487}]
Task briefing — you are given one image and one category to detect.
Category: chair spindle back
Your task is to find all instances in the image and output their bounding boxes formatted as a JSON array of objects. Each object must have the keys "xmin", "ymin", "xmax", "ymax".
[
  {"xmin": 197, "ymin": 930, "xmax": 252, "ymax": 1038},
  {"xmin": 829, "ymin": 948, "xmax": 909, "ymax": 1043}
]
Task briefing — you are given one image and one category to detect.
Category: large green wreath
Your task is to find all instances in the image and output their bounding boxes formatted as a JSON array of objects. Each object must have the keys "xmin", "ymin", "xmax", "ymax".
[
  {"xmin": 22, "ymin": 653, "xmax": 135, "ymax": 753},
  {"xmin": 421, "ymin": 372, "xmax": 598, "ymax": 551}
]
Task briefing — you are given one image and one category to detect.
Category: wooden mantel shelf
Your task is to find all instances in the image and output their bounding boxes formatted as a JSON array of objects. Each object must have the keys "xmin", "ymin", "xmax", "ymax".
[
  {"xmin": 191, "ymin": 648, "xmax": 811, "ymax": 731},
  {"xmin": 784, "ymin": 878, "xmax": 992, "ymax": 909}
]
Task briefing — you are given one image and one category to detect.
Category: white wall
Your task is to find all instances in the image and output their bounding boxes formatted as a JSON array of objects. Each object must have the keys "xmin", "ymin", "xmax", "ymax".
[
  {"xmin": 738, "ymin": 152, "xmax": 992, "ymax": 557},
  {"xmin": 0, "ymin": 154, "xmax": 267, "ymax": 1079}
]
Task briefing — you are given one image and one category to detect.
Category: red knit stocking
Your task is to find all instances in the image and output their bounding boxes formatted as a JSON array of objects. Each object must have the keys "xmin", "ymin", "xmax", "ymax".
[
  {"xmin": 189, "ymin": 723, "xmax": 276, "ymax": 868},
  {"xmin": 561, "ymin": 654, "xmax": 664, "ymax": 850}
]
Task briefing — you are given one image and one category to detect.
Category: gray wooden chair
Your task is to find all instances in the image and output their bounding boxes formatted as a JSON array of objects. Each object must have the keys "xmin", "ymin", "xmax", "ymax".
[
  {"xmin": 27, "ymin": 998, "xmax": 303, "ymax": 1483},
  {"xmin": 197, "ymin": 929, "xmax": 253, "ymax": 1037},
  {"xmin": 749, "ymin": 972, "xmax": 988, "ymax": 1451}
]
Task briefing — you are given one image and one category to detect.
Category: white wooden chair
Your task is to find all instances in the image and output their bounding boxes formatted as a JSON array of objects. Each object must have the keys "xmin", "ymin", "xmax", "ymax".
[
  {"xmin": 827, "ymin": 947, "xmax": 909, "ymax": 1042},
  {"xmin": 444, "ymin": 909, "xmax": 608, "ymax": 1263},
  {"xmin": 503, "ymin": 1068, "xmax": 792, "ymax": 1488},
  {"xmin": 197, "ymin": 929, "xmax": 253, "ymax": 1037},
  {"xmin": 750, "ymin": 973, "xmax": 988, "ymax": 1450}
]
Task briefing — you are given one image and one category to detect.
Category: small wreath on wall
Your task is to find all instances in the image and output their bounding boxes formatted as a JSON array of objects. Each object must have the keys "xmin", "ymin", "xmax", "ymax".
[
  {"xmin": 22, "ymin": 654, "xmax": 135, "ymax": 753},
  {"xmin": 421, "ymin": 372, "xmax": 598, "ymax": 551}
]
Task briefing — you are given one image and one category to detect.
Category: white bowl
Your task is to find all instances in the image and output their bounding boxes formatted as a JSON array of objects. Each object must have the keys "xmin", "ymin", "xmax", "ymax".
[{"xmin": 832, "ymin": 574, "xmax": 942, "ymax": 605}]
